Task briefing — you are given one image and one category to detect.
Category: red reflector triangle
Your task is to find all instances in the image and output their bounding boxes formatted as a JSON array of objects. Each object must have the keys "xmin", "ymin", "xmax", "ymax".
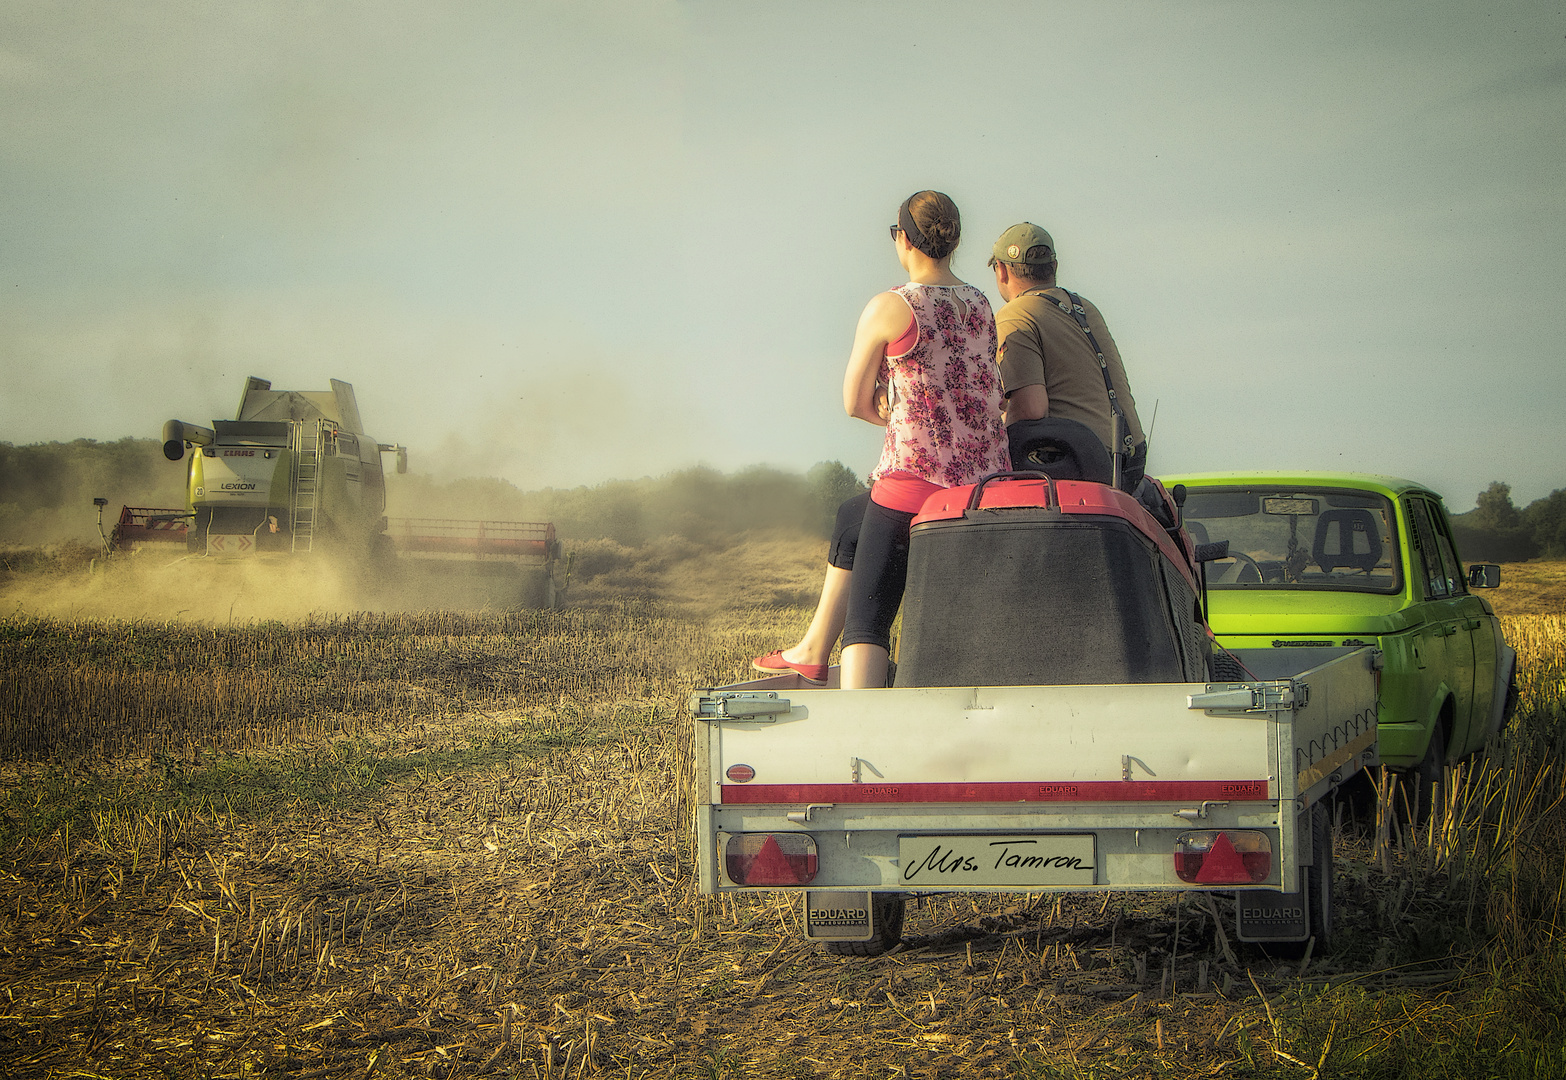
[
  {"xmin": 748, "ymin": 836, "xmax": 799, "ymax": 885},
  {"xmin": 1195, "ymin": 831, "xmax": 1248, "ymax": 884}
]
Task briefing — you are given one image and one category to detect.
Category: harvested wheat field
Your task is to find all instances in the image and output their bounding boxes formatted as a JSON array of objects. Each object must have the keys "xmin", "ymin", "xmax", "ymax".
[{"xmin": 2, "ymin": 581, "xmax": 1566, "ymax": 1078}]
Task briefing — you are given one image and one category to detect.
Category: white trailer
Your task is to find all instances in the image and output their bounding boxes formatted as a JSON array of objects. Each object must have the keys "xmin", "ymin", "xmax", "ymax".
[{"xmin": 694, "ymin": 646, "xmax": 1380, "ymax": 955}]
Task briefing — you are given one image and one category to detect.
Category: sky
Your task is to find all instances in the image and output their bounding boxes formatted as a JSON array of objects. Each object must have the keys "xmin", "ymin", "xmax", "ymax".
[{"xmin": 2, "ymin": 1, "xmax": 1563, "ymax": 510}]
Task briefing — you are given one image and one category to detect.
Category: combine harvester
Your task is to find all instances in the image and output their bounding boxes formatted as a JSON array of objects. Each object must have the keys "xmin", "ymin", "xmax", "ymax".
[{"xmin": 113, "ymin": 376, "xmax": 565, "ymax": 608}]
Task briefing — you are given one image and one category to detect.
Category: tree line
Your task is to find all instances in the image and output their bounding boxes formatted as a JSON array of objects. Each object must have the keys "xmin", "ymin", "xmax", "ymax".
[
  {"xmin": 1448, "ymin": 481, "xmax": 1566, "ymax": 562},
  {"xmin": 5, "ymin": 438, "xmax": 1558, "ymax": 564},
  {"xmin": 0, "ymin": 439, "xmax": 183, "ymax": 547},
  {"xmin": 0, "ymin": 438, "xmax": 867, "ymax": 549}
]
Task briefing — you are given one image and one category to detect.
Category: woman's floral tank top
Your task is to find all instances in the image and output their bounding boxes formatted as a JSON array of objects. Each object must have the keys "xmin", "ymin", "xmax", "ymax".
[{"xmin": 872, "ymin": 283, "xmax": 1009, "ymax": 487}]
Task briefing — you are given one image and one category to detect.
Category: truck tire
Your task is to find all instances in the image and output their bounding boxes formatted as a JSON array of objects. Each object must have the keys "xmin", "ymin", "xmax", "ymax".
[
  {"xmin": 823, "ymin": 893, "xmax": 905, "ymax": 957},
  {"xmin": 1406, "ymin": 717, "xmax": 1447, "ymax": 825}
]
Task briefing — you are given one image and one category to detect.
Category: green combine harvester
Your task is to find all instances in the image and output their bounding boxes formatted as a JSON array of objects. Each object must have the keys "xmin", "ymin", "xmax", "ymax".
[{"xmin": 112, "ymin": 377, "xmax": 564, "ymax": 608}]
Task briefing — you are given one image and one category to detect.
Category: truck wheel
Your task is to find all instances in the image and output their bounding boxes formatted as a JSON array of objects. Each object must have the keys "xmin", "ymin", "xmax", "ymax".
[
  {"xmin": 823, "ymin": 894, "xmax": 905, "ymax": 957},
  {"xmin": 1407, "ymin": 719, "xmax": 1447, "ymax": 825}
]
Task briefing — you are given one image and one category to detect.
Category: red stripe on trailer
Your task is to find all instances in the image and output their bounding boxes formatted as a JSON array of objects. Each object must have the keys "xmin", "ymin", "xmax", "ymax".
[{"xmin": 720, "ymin": 779, "xmax": 1270, "ymax": 804}]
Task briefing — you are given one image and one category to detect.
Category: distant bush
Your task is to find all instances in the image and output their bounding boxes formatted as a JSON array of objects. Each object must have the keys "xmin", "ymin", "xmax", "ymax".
[
  {"xmin": 386, "ymin": 461, "xmax": 866, "ymax": 548},
  {"xmin": 1451, "ymin": 481, "xmax": 1550, "ymax": 562},
  {"xmin": 0, "ymin": 541, "xmax": 97, "ymax": 579},
  {"xmin": 1450, "ymin": 520, "xmax": 1539, "ymax": 563},
  {"xmin": 0, "ymin": 439, "xmax": 183, "ymax": 546}
]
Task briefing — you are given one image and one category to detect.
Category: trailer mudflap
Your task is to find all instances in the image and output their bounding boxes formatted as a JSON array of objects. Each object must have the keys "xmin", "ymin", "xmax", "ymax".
[
  {"xmin": 804, "ymin": 891, "xmax": 877, "ymax": 942},
  {"xmin": 1236, "ymin": 888, "xmax": 1310, "ymax": 942}
]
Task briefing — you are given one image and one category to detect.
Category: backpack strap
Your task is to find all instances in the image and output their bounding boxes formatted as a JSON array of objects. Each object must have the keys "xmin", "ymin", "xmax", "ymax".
[{"xmin": 1030, "ymin": 288, "xmax": 1136, "ymax": 486}]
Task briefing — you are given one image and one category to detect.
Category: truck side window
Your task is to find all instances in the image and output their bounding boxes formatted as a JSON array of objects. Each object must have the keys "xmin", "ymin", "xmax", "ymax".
[
  {"xmin": 1429, "ymin": 504, "xmax": 1466, "ymax": 596},
  {"xmin": 1404, "ymin": 500, "xmax": 1448, "ymax": 600}
]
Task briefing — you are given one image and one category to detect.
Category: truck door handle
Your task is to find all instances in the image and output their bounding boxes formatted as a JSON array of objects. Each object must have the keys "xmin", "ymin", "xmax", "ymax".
[
  {"xmin": 1463, "ymin": 618, "xmax": 1482, "ymax": 631},
  {"xmin": 1437, "ymin": 624, "xmax": 1458, "ymax": 637}
]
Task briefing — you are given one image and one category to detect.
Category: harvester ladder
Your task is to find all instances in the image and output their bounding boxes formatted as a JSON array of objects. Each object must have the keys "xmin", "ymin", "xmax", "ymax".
[{"xmin": 290, "ymin": 422, "xmax": 321, "ymax": 553}]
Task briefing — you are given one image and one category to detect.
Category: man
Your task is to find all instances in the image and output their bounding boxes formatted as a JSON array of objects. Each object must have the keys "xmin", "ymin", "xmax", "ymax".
[
  {"xmin": 988, "ymin": 223, "xmax": 1147, "ymax": 492},
  {"xmin": 752, "ymin": 219, "xmax": 1152, "ymax": 683}
]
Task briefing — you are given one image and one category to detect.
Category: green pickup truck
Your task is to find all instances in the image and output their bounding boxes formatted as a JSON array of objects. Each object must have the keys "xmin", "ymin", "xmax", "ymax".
[{"xmin": 1163, "ymin": 472, "xmax": 1517, "ymax": 782}]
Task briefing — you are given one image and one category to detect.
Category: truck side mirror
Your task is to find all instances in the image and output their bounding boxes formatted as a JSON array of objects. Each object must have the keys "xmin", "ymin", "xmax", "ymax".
[
  {"xmin": 397, "ymin": 448, "xmax": 408, "ymax": 475},
  {"xmin": 1467, "ymin": 563, "xmax": 1501, "ymax": 589},
  {"xmin": 1193, "ymin": 540, "xmax": 1230, "ymax": 563}
]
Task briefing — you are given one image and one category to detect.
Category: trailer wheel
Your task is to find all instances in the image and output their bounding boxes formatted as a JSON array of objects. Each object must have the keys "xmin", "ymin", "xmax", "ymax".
[{"xmin": 823, "ymin": 894, "xmax": 905, "ymax": 957}]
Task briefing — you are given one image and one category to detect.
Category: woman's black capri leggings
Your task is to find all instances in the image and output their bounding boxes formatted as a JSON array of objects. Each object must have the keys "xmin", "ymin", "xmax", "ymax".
[
  {"xmin": 840, "ymin": 497, "xmax": 916, "ymax": 652},
  {"xmin": 827, "ymin": 491, "xmax": 871, "ymax": 570}
]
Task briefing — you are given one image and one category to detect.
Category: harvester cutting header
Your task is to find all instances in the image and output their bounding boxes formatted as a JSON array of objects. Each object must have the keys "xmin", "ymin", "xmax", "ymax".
[{"xmin": 112, "ymin": 376, "xmax": 565, "ymax": 607}]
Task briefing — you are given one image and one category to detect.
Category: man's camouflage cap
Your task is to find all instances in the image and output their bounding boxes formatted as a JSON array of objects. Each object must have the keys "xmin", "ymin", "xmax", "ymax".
[{"xmin": 991, "ymin": 223, "xmax": 1056, "ymax": 265}]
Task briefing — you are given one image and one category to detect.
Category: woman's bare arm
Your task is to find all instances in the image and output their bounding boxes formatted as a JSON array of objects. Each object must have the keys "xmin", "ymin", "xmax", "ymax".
[{"xmin": 844, "ymin": 291, "xmax": 912, "ymax": 427}]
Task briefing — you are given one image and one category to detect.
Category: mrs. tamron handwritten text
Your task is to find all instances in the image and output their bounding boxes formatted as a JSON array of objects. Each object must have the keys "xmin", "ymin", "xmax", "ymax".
[{"xmin": 898, "ymin": 835, "xmax": 1097, "ymax": 887}]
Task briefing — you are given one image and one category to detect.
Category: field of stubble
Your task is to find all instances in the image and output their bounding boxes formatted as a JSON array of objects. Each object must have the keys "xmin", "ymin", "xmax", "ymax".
[{"xmin": 1, "ymin": 559, "xmax": 1564, "ymax": 1079}]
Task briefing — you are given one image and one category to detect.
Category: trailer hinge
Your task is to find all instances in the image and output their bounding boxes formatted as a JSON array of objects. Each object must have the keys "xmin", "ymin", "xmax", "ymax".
[
  {"xmin": 690, "ymin": 691, "xmax": 793, "ymax": 723},
  {"xmin": 786, "ymin": 804, "xmax": 834, "ymax": 824},
  {"xmin": 1173, "ymin": 801, "xmax": 1229, "ymax": 822},
  {"xmin": 1187, "ymin": 681, "xmax": 1305, "ymax": 714}
]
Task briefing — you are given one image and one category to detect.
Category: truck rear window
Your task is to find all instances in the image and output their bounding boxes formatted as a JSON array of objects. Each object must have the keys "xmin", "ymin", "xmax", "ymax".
[{"xmin": 1182, "ymin": 487, "xmax": 1401, "ymax": 594}]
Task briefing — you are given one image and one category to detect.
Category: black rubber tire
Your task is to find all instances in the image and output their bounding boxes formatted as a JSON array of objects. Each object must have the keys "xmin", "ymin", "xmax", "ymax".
[
  {"xmin": 1405, "ymin": 719, "xmax": 1447, "ymax": 826},
  {"xmin": 823, "ymin": 894, "xmax": 905, "ymax": 957}
]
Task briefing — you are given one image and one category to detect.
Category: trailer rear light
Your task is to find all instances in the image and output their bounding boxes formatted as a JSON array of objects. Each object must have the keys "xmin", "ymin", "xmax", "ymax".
[
  {"xmin": 723, "ymin": 833, "xmax": 818, "ymax": 886},
  {"xmin": 1173, "ymin": 831, "xmax": 1271, "ymax": 884}
]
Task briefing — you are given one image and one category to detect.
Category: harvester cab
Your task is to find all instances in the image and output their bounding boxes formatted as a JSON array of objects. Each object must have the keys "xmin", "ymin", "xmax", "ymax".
[{"xmin": 161, "ymin": 377, "xmax": 402, "ymax": 557}]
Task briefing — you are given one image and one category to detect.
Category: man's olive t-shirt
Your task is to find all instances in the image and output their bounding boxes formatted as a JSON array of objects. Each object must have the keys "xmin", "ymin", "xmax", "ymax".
[{"xmin": 995, "ymin": 289, "xmax": 1145, "ymax": 453}]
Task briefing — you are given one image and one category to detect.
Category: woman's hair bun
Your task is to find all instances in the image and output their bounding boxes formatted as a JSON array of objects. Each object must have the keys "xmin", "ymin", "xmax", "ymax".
[{"xmin": 907, "ymin": 190, "xmax": 960, "ymax": 260}]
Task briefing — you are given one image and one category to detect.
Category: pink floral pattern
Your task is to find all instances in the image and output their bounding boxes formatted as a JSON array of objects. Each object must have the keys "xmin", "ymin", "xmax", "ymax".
[{"xmin": 873, "ymin": 284, "xmax": 1008, "ymax": 487}]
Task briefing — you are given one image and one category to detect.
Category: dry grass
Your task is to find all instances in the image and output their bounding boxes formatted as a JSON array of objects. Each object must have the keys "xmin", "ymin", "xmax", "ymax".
[
  {"xmin": 1484, "ymin": 560, "xmax": 1566, "ymax": 617},
  {"xmin": 1, "ymin": 558, "xmax": 1565, "ymax": 1077}
]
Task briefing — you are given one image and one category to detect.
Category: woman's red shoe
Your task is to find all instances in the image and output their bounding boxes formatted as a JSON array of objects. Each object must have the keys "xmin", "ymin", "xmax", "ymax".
[{"xmin": 750, "ymin": 650, "xmax": 828, "ymax": 684}]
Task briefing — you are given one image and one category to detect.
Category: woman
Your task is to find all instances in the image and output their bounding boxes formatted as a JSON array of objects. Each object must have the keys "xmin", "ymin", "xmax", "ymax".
[
  {"xmin": 838, "ymin": 191, "xmax": 1009, "ymax": 688},
  {"xmin": 754, "ymin": 192, "xmax": 1008, "ymax": 688}
]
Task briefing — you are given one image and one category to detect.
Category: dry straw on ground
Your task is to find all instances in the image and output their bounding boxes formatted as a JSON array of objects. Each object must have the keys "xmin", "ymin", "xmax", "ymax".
[{"xmin": 0, "ymin": 564, "xmax": 1564, "ymax": 1077}]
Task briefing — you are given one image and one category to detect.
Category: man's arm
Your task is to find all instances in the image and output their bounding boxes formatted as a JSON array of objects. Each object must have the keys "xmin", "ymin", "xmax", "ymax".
[
  {"xmin": 995, "ymin": 308, "xmax": 1049, "ymax": 427},
  {"xmin": 1004, "ymin": 383, "xmax": 1048, "ymax": 427}
]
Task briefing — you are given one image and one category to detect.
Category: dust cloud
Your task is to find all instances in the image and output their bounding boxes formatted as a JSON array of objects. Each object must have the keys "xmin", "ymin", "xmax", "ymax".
[
  {"xmin": 1, "ymin": 435, "xmax": 863, "ymax": 619},
  {"xmin": 5, "ymin": 549, "xmax": 371, "ymax": 623}
]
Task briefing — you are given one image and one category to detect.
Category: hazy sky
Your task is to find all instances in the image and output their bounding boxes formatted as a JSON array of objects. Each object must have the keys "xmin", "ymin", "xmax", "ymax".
[{"xmin": 2, "ymin": 1, "xmax": 1563, "ymax": 509}]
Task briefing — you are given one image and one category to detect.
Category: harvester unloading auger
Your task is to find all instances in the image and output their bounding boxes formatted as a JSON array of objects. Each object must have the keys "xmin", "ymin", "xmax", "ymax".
[{"xmin": 113, "ymin": 376, "xmax": 566, "ymax": 608}]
